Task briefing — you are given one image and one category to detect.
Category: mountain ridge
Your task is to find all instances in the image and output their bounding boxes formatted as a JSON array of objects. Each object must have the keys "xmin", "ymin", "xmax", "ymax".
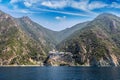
[
  {"xmin": 1, "ymin": 10, "xmax": 120, "ymax": 66},
  {"xmin": 56, "ymin": 13, "xmax": 120, "ymax": 66}
]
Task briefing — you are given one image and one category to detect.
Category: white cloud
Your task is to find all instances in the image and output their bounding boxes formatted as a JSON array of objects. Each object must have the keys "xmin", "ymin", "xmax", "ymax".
[
  {"xmin": 88, "ymin": 1, "xmax": 108, "ymax": 10},
  {"xmin": 32, "ymin": 7, "xmax": 90, "ymax": 17},
  {"xmin": 41, "ymin": 0, "xmax": 68, "ymax": 9},
  {"xmin": 111, "ymin": 2, "xmax": 120, "ymax": 8},
  {"xmin": 10, "ymin": 0, "xmax": 40, "ymax": 7},
  {"xmin": 55, "ymin": 16, "xmax": 66, "ymax": 21},
  {"xmin": 70, "ymin": 0, "xmax": 107, "ymax": 11},
  {"xmin": 24, "ymin": 1, "xmax": 32, "ymax": 7},
  {"xmin": 9, "ymin": 0, "xmax": 108, "ymax": 15},
  {"xmin": 70, "ymin": 0, "xmax": 88, "ymax": 11},
  {"xmin": 40, "ymin": 0, "xmax": 107, "ymax": 13},
  {"xmin": 40, "ymin": 0, "xmax": 97, "ymax": 15},
  {"xmin": 9, "ymin": 0, "xmax": 120, "ymax": 12},
  {"xmin": 23, "ymin": 0, "xmax": 40, "ymax": 7},
  {"xmin": 0, "ymin": 4, "xmax": 36, "ymax": 15},
  {"xmin": 40, "ymin": 0, "xmax": 89, "ymax": 10},
  {"xmin": 20, "ymin": 9, "xmax": 28, "ymax": 13}
]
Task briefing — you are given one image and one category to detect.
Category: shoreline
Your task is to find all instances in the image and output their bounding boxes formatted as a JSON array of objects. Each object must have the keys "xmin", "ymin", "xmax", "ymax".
[
  {"xmin": 0, "ymin": 65, "xmax": 115, "ymax": 67},
  {"xmin": 0, "ymin": 65, "xmax": 42, "ymax": 67}
]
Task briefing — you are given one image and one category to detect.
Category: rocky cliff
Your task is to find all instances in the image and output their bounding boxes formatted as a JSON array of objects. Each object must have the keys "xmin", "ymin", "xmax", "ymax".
[
  {"xmin": 44, "ymin": 52, "xmax": 74, "ymax": 66},
  {"xmin": 57, "ymin": 13, "xmax": 120, "ymax": 67}
]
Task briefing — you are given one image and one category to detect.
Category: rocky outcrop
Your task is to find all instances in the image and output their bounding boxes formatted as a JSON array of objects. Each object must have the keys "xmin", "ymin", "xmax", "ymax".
[{"xmin": 44, "ymin": 52, "xmax": 74, "ymax": 66}]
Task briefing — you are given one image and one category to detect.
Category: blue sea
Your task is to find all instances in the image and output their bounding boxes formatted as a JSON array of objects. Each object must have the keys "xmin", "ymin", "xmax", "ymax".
[{"xmin": 0, "ymin": 66, "xmax": 120, "ymax": 80}]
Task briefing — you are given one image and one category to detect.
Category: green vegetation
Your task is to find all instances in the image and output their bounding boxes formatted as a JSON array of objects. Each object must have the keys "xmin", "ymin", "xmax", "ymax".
[
  {"xmin": 0, "ymin": 11, "xmax": 47, "ymax": 65},
  {"xmin": 1, "ymin": 11, "xmax": 120, "ymax": 66},
  {"xmin": 58, "ymin": 13, "xmax": 120, "ymax": 66}
]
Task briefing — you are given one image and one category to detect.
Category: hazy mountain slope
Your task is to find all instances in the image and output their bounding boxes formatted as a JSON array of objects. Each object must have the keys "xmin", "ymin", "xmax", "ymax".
[
  {"xmin": 17, "ymin": 15, "xmax": 89, "ymax": 46},
  {"xmin": 16, "ymin": 16, "xmax": 57, "ymax": 49},
  {"xmin": 55, "ymin": 22, "xmax": 89, "ymax": 43},
  {"xmin": 0, "ymin": 10, "xmax": 47, "ymax": 65},
  {"xmin": 16, "ymin": 17, "xmax": 89, "ymax": 48},
  {"xmin": 57, "ymin": 13, "xmax": 120, "ymax": 66}
]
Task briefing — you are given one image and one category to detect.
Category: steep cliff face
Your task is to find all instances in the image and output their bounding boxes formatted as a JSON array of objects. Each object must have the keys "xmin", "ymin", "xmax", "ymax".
[{"xmin": 57, "ymin": 13, "xmax": 120, "ymax": 66}]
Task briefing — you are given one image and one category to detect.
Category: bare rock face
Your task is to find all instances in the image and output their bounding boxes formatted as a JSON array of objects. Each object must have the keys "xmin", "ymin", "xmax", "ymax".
[{"xmin": 109, "ymin": 20, "xmax": 117, "ymax": 33}]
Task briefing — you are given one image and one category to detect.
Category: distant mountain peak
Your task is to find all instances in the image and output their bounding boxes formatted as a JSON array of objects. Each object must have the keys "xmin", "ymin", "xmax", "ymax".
[
  {"xmin": 95, "ymin": 13, "xmax": 118, "ymax": 20},
  {"xmin": 20, "ymin": 16, "xmax": 31, "ymax": 21},
  {"xmin": 22, "ymin": 16, "xmax": 29, "ymax": 19},
  {"xmin": 0, "ymin": 10, "xmax": 7, "ymax": 16},
  {"xmin": 0, "ymin": 10, "xmax": 2, "ymax": 13},
  {"xmin": 99, "ymin": 13, "xmax": 115, "ymax": 16},
  {"xmin": 0, "ymin": 10, "xmax": 13, "ymax": 20}
]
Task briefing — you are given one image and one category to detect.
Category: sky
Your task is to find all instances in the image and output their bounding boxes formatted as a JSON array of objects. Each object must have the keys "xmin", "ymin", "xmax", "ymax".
[{"xmin": 0, "ymin": 0, "xmax": 120, "ymax": 31}]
